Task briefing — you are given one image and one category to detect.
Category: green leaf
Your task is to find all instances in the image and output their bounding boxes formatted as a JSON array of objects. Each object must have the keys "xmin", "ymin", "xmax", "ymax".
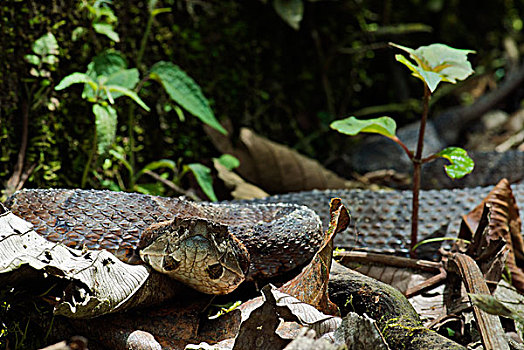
[
  {"xmin": 55, "ymin": 72, "xmax": 97, "ymax": 92},
  {"xmin": 93, "ymin": 23, "xmax": 120, "ymax": 42},
  {"xmin": 418, "ymin": 69, "xmax": 443, "ymax": 93},
  {"xmin": 150, "ymin": 61, "xmax": 227, "ymax": 134},
  {"xmin": 83, "ymin": 51, "xmax": 129, "ymax": 100},
  {"xmin": 135, "ymin": 159, "xmax": 177, "ymax": 180},
  {"xmin": 187, "ymin": 163, "xmax": 217, "ymax": 201},
  {"xmin": 413, "ymin": 237, "xmax": 470, "ymax": 252},
  {"xmin": 109, "ymin": 149, "xmax": 132, "ymax": 172},
  {"xmin": 72, "ymin": 27, "xmax": 86, "ymax": 41},
  {"xmin": 391, "ymin": 42, "xmax": 475, "ymax": 92},
  {"xmin": 273, "ymin": 0, "xmax": 303, "ymax": 30},
  {"xmin": 24, "ymin": 54, "xmax": 40, "ymax": 66},
  {"xmin": 330, "ymin": 116, "xmax": 397, "ymax": 139},
  {"xmin": 435, "ymin": 147, "xmax": 474, "ymax": 179},
  {"xmin": 93, "ymin": 104, "xmax": 118, "ymax": 155},
  {"xmin": 33, "ymin": 32, "xmax": 59, "ymax": 56},
  {"xmin": 89, "ymin": 51, "xmax": 128, "ymax": 76},
  {"xmin": 105, "ymin": 85, "xmax": 150, "ymax": 111},
  {"xmin": 395, "ymin": 53, "xmax": 443, "ymax": 92},
  {"xmin": 216, "ymin": 154, "xmax": 240, "ymax": 170},
  {"xmin": 42, "ymin": 55, "xmax": 59, "ymax": 65},
  {"xmin": 135, "ymin": 183, "xmax": 165, "ymax": 195},
  {"xmin": 151, "ymin": 7, "xmax": 171, "ymax": 17},
  {"xmin": 100, "ymin": 68, "xmax": 140, "ymax": 99}
]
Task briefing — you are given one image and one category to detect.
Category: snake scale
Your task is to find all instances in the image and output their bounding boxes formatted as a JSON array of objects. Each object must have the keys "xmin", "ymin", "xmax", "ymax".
[
  {"xmin": 4, "ymin": 182, "xmax": 524, "ymax": 294},
  {"xmin": 4, "ymin": 189, "xmax": 322, "ymax": 294}
]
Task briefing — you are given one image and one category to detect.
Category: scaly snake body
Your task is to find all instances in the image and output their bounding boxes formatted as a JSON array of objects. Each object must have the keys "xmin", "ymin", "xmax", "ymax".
[
  {"xmin": 5, "ymin": 189, "xmax": 322, "ymax": 294},
  {"xmin": 4, "ymin": 183, "xmax": 524, "ymax": 293}
]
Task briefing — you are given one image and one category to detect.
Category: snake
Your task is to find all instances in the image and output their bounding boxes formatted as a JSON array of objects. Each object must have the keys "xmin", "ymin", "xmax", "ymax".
[
  {"xmin": 4, "ymin": 181, "xmax": 524, "ymax": 294},
  {"xmin": 4, "ymin": 189, "xmax": 323, "ymax": 295}
]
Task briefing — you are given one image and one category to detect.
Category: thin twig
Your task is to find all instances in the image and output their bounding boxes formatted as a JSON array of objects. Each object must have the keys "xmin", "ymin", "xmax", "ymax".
[
  {"xmin": 143, "ymin": 169, "xmax": 201, "ymax": 202},
  {"xmin": 311, "ymin": 29, "xmax": 336, "ymax": 117},
  {"xmin": 6, "ymin": 99, "xmax": 29, "ymax": 196}
]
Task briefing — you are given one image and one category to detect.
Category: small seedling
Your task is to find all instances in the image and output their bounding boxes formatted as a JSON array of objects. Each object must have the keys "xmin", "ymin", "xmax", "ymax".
[{"xmin": 331, "ymin": 43, "xmax": 476, "ymax": 257}]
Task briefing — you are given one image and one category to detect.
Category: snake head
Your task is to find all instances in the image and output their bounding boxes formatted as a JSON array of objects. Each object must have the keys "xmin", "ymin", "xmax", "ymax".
[{"xmin": 138, "ymin": 217, "xmax": 250, "ymax": 295}]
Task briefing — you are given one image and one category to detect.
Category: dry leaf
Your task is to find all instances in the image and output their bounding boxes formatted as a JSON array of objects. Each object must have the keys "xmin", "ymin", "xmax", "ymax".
[
  {"xmin": 206, "ymin": 125, "xmax": 358, "ymax": 193},
  {"xmin": 234, "ymin": 285, "xmax": 341, "ymax": 349},
  {"xmin": 0, "ymin": 206, "xmax": 189, "ymax": 318},
  {"xmin": 447, "ymin": 253, "xmax": 509, "ymax": 350},
  {"xmin": 213, "ymin": 158, "xmax": 269, "ymax": 199},
  {"xmin": 279, "ymin": 198, "xmax": 348, "ymax": 316},
  {"xmin": 457, "ymin": 179, "xmax": 524, "ymax": 291}
]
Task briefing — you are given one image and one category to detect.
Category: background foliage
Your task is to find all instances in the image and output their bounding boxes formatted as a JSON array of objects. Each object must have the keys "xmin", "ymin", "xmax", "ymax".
[{"xmin": 1, "ymin": 0, "xmax": 523, "ymax": 198}]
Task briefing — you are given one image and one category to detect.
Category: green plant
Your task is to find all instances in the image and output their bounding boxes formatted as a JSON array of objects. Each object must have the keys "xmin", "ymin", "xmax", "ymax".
[
  {"xmin": 3, "ymin": 32, "xmax": 62, "ymax": 198},
  {"xmin": 469, "ymin": 293, "xmax": 524, "ymax": 339},
  {"xmin": 331, "ymin": 43, "xmax": 475, "ymax": 257},
  {"xmin": 76, "ymin": 0, "xmax": 121, "ymax": 43},
  {"xmin": 54, "ymin": 0, "xmax": 227, "ymax": 199}
]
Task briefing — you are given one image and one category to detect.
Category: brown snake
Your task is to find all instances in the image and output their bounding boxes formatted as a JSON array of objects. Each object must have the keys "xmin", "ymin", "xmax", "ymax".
[
  {"xmin": 4, "ymin": 182, "xmax": 524, "ymax": 294},
  {"xmin": 4, "ymin": 189, "xmax": 323, "ymax": 294}
]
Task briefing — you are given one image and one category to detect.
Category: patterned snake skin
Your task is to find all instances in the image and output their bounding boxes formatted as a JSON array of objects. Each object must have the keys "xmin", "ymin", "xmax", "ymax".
[
  {"xmin": 4, "ymin": 189, "xmax": 323, "ymax": 290},
  {"xmin": 248, "ymin": 183, "xmax": 524, "ymax": 256},
  {"xmin": 4, "ymin": 183, "xmax": 524, "ymax": 290}
]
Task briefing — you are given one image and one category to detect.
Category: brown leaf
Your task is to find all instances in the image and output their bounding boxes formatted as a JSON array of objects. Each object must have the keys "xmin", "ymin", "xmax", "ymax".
[
  {"xmin": 213, "ymin": 159, "xmax": 269, "ymax": 200},
  {"xmin": 206, "ymin": 126, "xmax": 358, "ymax": 193},
  {"xmin": 233, "ymin": 285, "xmax": 291, "ymax": 350},
  {"xmin": 279, "ymin": 198, "xmax": 348, "ymax": 316},
  {"xmin": 283, "ymin": 327, "xmax": 338, "ymax": 350},
  {"xmin": 457, "ymin": 179, "xmax": 524, "ymax": 292},
  {"xmin": 447, "ymin": 253, "xmax": 509, "ymax": 350},
  {"xmin": 233, "ymin": 285, "xmax": 341, "ymax": 349}
]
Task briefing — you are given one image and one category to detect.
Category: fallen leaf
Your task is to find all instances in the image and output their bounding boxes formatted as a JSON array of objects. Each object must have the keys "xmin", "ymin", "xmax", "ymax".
[
  {"xmin": 0, "ymin": 205, "xmax": 190, "ymax": 318},
  {"xmin": 457, "ymin": 179, "xmax": 524, "ymax": 292},
  {"xmin": 213, "ymin": 158, "xmax": 269, "ymax": 199},
  {"xmin": 233, "ymin": 285, "xmax": 341, "ymax": 349},
  {"xmin": 205, "ymin": 125, "xmax": 358, "ymax": 193},
  {"xmin": 279, "ymin": 198, "xmax": 348, "ymax": 316}
]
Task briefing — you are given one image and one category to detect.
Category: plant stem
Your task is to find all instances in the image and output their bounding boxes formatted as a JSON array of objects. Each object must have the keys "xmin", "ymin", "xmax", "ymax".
[
  {"xmin": 128, "ymin": 10, "xmax": 154, "ymax": 191},
  {"xmin": 392, "ymin": 136, "xmax": 413, "ymax": 159},
  {"xmin": 136, "ymin": 10, "xmax": 154, "ymax": 71},
  {"xmin": 410, "ymin": 83, "xmax": 430, "ymax": 258},
  {"xmin": 81, "ymin": 128, "xmax": 97, "ymax": 188},
  {"xmin": 128, "ymin": 105, "xmax": 136, "ymax": 191}
]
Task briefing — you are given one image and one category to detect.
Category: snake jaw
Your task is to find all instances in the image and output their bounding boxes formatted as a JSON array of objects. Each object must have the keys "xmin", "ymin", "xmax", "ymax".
[{"xmin": 138, "ymin": 217, "xmax": 250, "ymax": 295}]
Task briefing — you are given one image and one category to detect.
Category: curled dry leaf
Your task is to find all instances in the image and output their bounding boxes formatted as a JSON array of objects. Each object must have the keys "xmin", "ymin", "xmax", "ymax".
[
  {"xmin": 447, "ymin": 253, "xmax": 509, "ymax": 350},
  {"xmin": 0, "ymin": 206, "xmax": 187, "ymax": 318},
  {"xmin": 233, "ymin": 285, "xmax": 341, "ymax": 350},
  {"xmin": 457, "ymin": 178, "xmax": 524, "ymax": 292},
  {"xmin": 206, "ymin": 125, "xmax": 359, "ymax": 193},
  {"xmin": 279, "ymin": 198, "xmax": 348, "ymax": 316}
]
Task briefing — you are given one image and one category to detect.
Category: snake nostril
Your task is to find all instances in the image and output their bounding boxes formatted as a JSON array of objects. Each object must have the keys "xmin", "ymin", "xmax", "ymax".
[
  {"xmin": 206, "ymin": 263, "xmax": 223, "ymax": 280},
  {"xmin": 162, "ymin": 255, "xmax": 180, "ymax": 271}
]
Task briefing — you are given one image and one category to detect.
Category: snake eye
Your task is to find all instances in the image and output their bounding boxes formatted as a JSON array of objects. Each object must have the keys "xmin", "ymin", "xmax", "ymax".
[
  {"xmin": 163, "ymin": 255, "xmax": 180, "ymax": 271},
  {"xmin": 206, "ymin": 263, "xmax": 223, "ymax": 280}
]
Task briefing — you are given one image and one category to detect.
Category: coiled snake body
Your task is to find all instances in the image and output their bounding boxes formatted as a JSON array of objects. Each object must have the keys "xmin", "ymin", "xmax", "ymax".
[
  {"xmin": 5, "ymin": 189, "xmax": 322, "ymax": 294},
  {"xmin": 5, "ymin": 183, "xmax": 524, "ymax": 294}
]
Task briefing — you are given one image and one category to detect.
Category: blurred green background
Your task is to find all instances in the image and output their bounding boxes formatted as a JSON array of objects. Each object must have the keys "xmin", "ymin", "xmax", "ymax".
[{"xmin": 1, "ymin": 0, "xmax": 523, "ymax": 198}]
